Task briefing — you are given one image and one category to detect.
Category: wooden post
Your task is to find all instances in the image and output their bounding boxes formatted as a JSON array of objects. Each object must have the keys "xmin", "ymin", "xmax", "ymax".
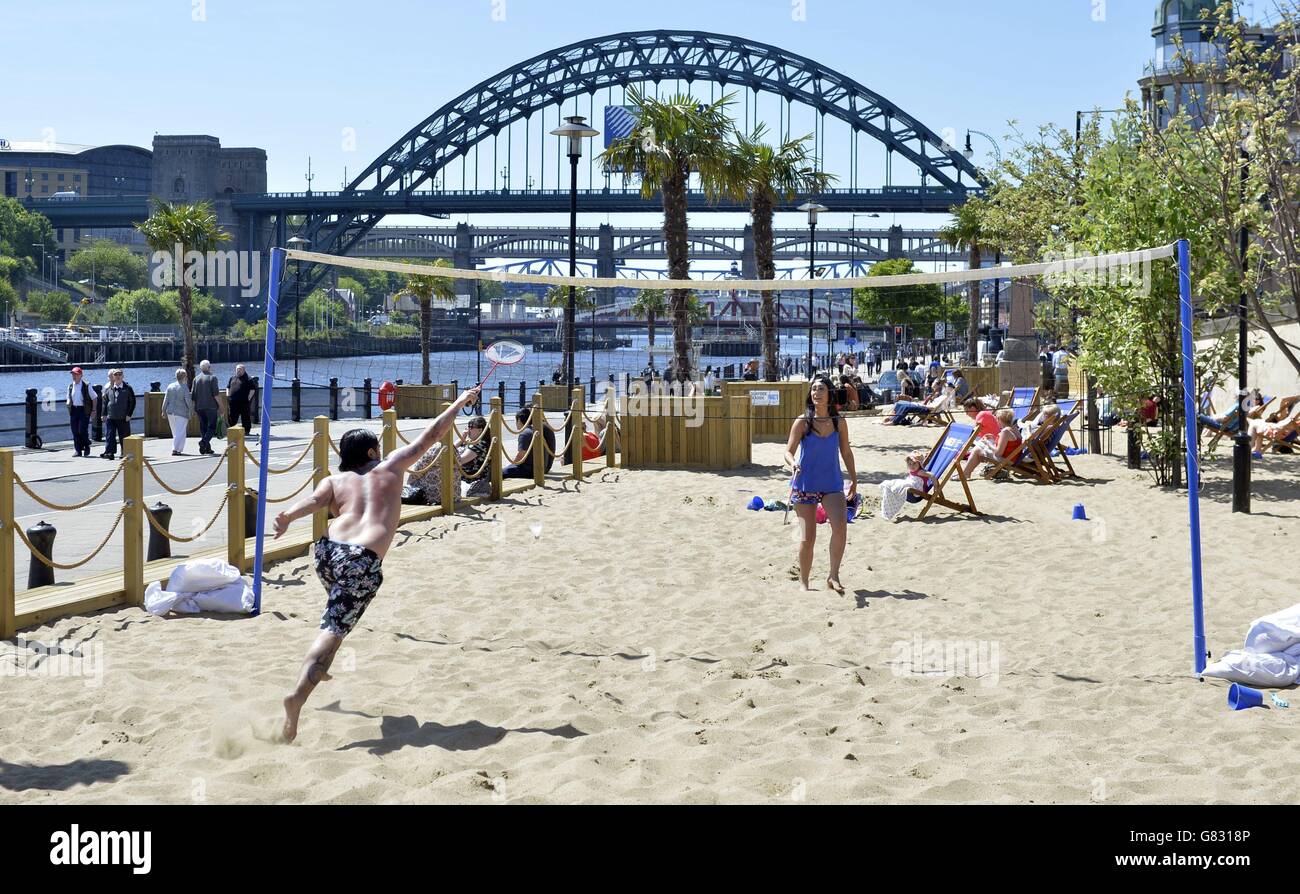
[
  {"xmin": 123, "ymin": 435, "xmax": 145, "ymax": 606},
  {"xmin": 439, "ymin": 401, "xmax": 455, "ymax": 515},
  {"xmin": 0, "ymin": 449, "xmax": 15, "ymax": 638},
  {"xmin": 227, "ymin": 425, "xmax": 245, "ymax": 570},
  {"xmin": 489, "ymin": 397, "xmax": 503, "ymax": 500},
  {"xmin": 382, "ymin": 408, "xmax": 397, "ymax": 457},
  {"xmin": 570, "ymin": 387, "xmax": 583, "ymax": 480},
  {"xmin": 531, "ymin": 393, "xmax": 545, "ymax": 488},
  {"xmin": 312, "ymin": 416, "xmax": 329, "ymax": 541},
  {"xmin": 605, "ymin": 388, "xmax": 617, "ymax": 468}
]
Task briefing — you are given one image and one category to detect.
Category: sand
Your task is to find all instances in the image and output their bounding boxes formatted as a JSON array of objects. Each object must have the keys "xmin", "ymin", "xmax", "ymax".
[{"xmin": 2, "ymin": 419, "xmax": 1298, "ymax": 804}]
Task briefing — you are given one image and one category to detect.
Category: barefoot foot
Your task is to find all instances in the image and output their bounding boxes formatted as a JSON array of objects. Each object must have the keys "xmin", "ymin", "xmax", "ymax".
[
  {"xmin": 826, "ymin": 577, "xmax": 846, "ymax": 595},
  {"xmin": 282, "ymin": 694, "xmax": 304, "ymax": 744}
]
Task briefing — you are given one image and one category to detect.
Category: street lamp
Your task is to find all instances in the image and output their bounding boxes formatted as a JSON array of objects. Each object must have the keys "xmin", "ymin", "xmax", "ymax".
[
  {"xmin": 31, "ymin": 242, "xmax": 48, "ymax": 288},
  {"xmin": 798, "ymin": 201, "xmax": 828, "ymax": 378},
  {"xmin": 286, "ymin": 234, "xmax": 311, "ymax": 383},
  {"xmin": 550, "ymin": 114, "xmax": 599, "ymax": 389},
  {"xmin": 963, "ymin": 130, "xmax": 1003, "ymax": 164}
]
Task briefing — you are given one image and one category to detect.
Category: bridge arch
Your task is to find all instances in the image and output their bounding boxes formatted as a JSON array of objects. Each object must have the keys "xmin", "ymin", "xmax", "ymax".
[{"xmin": 306, "ymin": 29, "xmax": 982, "ymax": 259}]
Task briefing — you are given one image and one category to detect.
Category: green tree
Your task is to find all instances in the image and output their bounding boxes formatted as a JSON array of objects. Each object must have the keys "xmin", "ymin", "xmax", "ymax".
[
  {"xmin": 544, "ymin": 284, "xmax": 596, "ymax": 312},
  {"xmin": 630, "ymin": 288, "xmax": 668, "ymax": 352},
  {"xmin": 135, "ymin": 200, "xmax": 230, "ymax": 382},
  {"xmin": 599, "ymin": 85, "xmax": 738, "ymax": 379},
  {"xmin": 66, "ymin": 239, "xmax": 148, "ymax": 293},
  {"xmin": 0, "ymin": 197, "xmax": 55, "ymax": 285},
  {"xmin": 732, "ymin": 125, "xmax": 834, "ymax": 379},
  {"xmin": 105, "ymin": 288, "xmax": 181, "ymax": 325},
  {"xmin": 337, "ymin": 276, "xmax": 368, "ymax": 321},
  {"xmin": 395, "ymin": 258, "xmax": 456, "ymax": 385},
  {"xmin": 853, "ymin": 258, "xmax": 947, "ymax": 332},
  {"xmin": 941, "ymin": 199, "xmax": 992, "ymax": 362},
  {"xmin": 25, "ymin": 290, "xmax": 74, "ymax": 323}
]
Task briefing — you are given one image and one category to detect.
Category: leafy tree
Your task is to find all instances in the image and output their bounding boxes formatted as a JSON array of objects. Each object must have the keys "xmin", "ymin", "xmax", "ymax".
[
  {"xmin": 941, "ymin": 199, "xmax": 993, "ymax": 361},
  {"xmin": 853, "ymin": 259, "xmax": 948, "ymax": 332},
  {"xmin": 24, "ymin": 290, "xmax": 74, "ymax": 323},
  {"xmin": 395, "ymin": 258, "xmax": 456, "ymax": 385},
  {"xmin": 135, "ymin": 200, "xmax": 230, "ymax": 382},
  {"xmin": 599, "ymin": 85, "xmax": 738, "ymax": 378},
  {"xmin": 544, "ymin": 284, "xmax": 597, "ymax": 312},
  {"xmin": 105, "ymin": 288, "xmax": 181, "ymax": 325},
  {"xmin": 66, "ymin": 239, "xmax": 148, "ymax": 292},
  {"xmin": 0, "ymin": 197, "xmax": 55, "ymax": 284},
  {"xmin": 0, "ymin": 278, "xmax": 18, "ymax": 325},
  {"xmin": 731, "ymin": 125, "xmax": 835, "ymax": 379},
  {"xmin": 630, "ymin": 288, "xmax": 668, "ymax": 350}
]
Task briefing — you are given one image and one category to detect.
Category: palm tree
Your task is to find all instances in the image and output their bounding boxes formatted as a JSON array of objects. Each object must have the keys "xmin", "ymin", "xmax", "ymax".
[
  {"xmin": 630, "ymin": 288, "xmax": 668, "ymax": 358},
  {"xmin": 941, "ymin": 199, "xmax": 988, "ymax": 364},
  {"xmin": 599, "ymin": 85, "xmax": 738, "ymax": 380},
  {"xmin": 135, "ymin": 200, "xmax": 229, "ymax": 382},
  {"xmin": 732, "ymin": 125, "xmax": 834, "ymax": 380},
  {"xmin": 544, "ymin": 284, "xmax": 596, "ymax": 313},
  {"xmin": 395, "ymin": 258, "xmax": 456, "ymax": 385}
]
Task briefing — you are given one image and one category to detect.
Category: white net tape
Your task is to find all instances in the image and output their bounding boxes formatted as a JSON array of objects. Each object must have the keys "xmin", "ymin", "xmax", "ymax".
[{"xmin": 284, "ymin": 244, "xmax": 1178, "ymax": 292}]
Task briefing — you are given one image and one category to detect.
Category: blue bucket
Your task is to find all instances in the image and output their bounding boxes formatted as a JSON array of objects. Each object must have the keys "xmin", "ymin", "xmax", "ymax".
[
  {"xmin": 747, "ymin": 496, "xmax": 764, "ymax": 511},
  {"xmin": 1228, "ymin": 683, "xmax": 1265, "ymax": 711}
]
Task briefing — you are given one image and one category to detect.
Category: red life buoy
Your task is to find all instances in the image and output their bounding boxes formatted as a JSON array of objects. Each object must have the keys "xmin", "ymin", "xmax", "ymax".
[{"xmin": 378, "ymin": 380, "xmax": 396, "ymax": 411}]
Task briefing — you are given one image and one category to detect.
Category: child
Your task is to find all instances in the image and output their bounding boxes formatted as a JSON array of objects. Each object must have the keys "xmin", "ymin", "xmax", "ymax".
[{"xmin": 879, "ymin": 450, "xmax": 933, "ymax": 522}]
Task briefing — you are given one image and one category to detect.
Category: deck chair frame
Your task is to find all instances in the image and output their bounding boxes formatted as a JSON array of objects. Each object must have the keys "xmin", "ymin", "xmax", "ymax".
[
  {"xmin": 981, "ymin": 419, "xmax": 1060, "ymax": 483},
  {"xmin": 907, "ymin": 423, "xmax": 981, "ymax": 519}
]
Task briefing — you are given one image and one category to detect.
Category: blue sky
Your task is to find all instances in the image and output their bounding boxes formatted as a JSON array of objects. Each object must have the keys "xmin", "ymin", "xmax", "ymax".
[{"xmin": 2, "ymin": 0, "xmax": 1164, "ymax": 231}]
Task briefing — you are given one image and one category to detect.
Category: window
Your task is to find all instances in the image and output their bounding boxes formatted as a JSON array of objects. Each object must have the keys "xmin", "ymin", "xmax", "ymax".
[
  {"xmin": 57, "ymin": 173, "xmax": 65, "ymax": 182},
  {"xmin": 40, "ymin": 185, "xmax": 48, "ymax": 194},
  {"xmin": 41, "ymin": 172, "xmax": 48, "ymax": 180},
  {"xmin": 1164, "ymin": 0, "xmax": 1179, "ymax": 26},
  {"xmin": 73, "ymin": 173, "xmax": 81, "ymax": 182}
]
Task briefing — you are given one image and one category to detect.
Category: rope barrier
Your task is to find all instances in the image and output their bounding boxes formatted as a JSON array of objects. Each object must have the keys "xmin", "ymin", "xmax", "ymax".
[
  {"xmin": 396, "ymin": 428, "xmax": 413, "ymax": 445},
  {"xmin": 143, "ymin": 452, "xmax": 226, "ymax": 496},
  {"xmin": 144, "ymin": 490, "xmax": 229, "ymax": 543},
  {"xmin": 16, "ymin": 506, "xmax": 126, "ymax": 570},
  {"xmin": 13, "ymin": 464, "xmax": 124, "ymax": 511},
  {"xmin": 248, "ymin": 474, "xmax": 315, "ymax": 504},
  {"xmin": 501, "ymin": 417, "xmax": 528, "ymax": 435},
  {"xmin": 456, "ymin": 424, "xmax": 491, "ymax": 447},
  {"xmin": 328, "ymin": 434, "xmax": 342, "ymax": 458},
  {"xmin": 454, "ymin": 448, "xmax": 493, "ymax": 480},
  {"xmin": 244, "ymin": 439, "xmax": 314, "ymax": 474}
]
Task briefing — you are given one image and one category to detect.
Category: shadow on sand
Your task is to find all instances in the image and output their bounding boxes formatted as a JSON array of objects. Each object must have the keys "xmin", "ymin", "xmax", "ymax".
[
  {"xmin": 323, "ymin": 703, "xmax": 585, "ymax": 755},
  {"xmin": 0, "ymin": 758, "xmax": 130, "ymax": 792}
]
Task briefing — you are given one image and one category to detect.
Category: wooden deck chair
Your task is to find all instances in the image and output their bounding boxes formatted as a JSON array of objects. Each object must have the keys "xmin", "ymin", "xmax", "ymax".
[
  {"xmin": 1206, "ymin": 395, "xmax": 1274, "ymax": 452},
  {"xmin": 981, "ymin": 419, "xmax": 1059, "ymax": 483},
  {"xmin": 1053, "ymin": 399, "xmax": 1081, "ymax": 448},
  {"xmin": 1038, "ymin": 410, "xmax": 1083, "ymax": 480},
  {"xmin": 906, "ymin": 422, "xmax": 981, "ymax": 519},
  {"xmin": 1010, "ymin": 387, "xmax": 1039, "ymax": 409}
]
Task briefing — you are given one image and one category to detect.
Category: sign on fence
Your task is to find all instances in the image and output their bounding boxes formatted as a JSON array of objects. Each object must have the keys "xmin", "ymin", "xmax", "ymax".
[{"xmin": 749, "ymin": 390, "xmax": 780, "ymax": 407}]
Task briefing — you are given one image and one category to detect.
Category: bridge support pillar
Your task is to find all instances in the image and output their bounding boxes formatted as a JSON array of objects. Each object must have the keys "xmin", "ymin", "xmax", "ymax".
[
  {"xmin": 453, "ymin": 223, "xmax": 476, "ymax": 306},
  {"xmin": 887, "ymin": 225, "xmax": 905, "ymax": 260},
  {"xmin": 596, "ymin": 224, "xmax": 616, "ymax": 309}
]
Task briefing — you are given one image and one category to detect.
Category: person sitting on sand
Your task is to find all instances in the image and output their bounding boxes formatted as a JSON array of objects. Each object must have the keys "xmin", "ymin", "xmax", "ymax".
[
  {"xmin": 1248, "ymin": 403, "xmax": 1300, "ymax": 457},
  {"xmin": 272, "ymin": 386, "xmax": 480, "ymax": 743},
  {"xmin": 837, "ymin": 375, "xmax": 860, "ymax": 411},
  {"xmin": 879, "ymin": 450, "xmax": 934, "ymax": 522},
  {"xmin": 504, "ymin": 406, "xmax": 556, "ymax": 479},
  {"xmin": 962, "ymin": 408, "xmax": 1023, "ymax": 479},
  {"xmin": 457, "ymin": 414, "xmax": 493, "ymax": 498},
  {"xmin": 784, "ymin": 376, "xmax": 858, "ymax": 594}
]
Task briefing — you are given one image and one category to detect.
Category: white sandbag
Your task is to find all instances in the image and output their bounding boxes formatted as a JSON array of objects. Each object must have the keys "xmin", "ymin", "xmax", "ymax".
[
  {"xmin": 179, "ymin": 581, "xmax": 255, "ymax": 614},
  {"xmin": 166, "ymin": 558, "xmax": 240, "ymax": 594},
  {"xmin": 1244, "ymin": 602, "xmax": 1300, "ymax": 654},
  {"xmin": 144, "ymin": 581, "xmax": 182, "ymax": 616},
  {"xmin": 1202, "ymin": 645, "xmax": 1300, "ymax": 688}
]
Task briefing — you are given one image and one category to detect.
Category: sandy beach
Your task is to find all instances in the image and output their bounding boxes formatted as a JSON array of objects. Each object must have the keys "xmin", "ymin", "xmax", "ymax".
[{"xmin": 3, "ymin": 419, "xmax": 1298, "ymax": 805}]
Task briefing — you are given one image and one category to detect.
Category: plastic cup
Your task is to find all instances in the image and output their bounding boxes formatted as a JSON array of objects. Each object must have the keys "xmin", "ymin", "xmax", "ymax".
[
  {"xmin": 1072, "ymin": 503, "xmax": 1088, "ymax": 521},
  {"xmin": 1228, "ymin": 683, "xmax": 1266, "ymax": 711},
  {"xmin": 815, "ymin": 505, "xmax": 828, "ymax": 525},
  {"xmin": 748, "ymin": 496, "xmax": 764, "ymax": 511}
]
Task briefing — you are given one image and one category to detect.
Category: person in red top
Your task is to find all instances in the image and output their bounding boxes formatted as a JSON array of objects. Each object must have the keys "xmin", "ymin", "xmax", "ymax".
[
  {"xmin": 961, "ymin": 408, "xmax": 1023, "ymax": 479},
  {"xmin": 963, "ymin": 398, "xmax": 1000, "ymax": 440}
]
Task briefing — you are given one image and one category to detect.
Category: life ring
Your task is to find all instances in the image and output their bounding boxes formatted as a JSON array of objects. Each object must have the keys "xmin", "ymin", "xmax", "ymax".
[{"xmin": 378, "ymin": 380, "xmax": 396, "ymax": 411}]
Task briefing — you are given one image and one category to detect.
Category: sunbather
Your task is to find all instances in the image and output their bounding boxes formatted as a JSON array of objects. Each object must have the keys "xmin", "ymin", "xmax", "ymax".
[
  {"xmin": 883, "ymin": 383, "xmax": 955, "ymax": 426},
  {"xmin": 962, "ymin": 408, "xmax": 1023, "ymax": 479},
  {"xmin": 1249, "ymin": 404, "xmax": 1300, "ymax": 456}
]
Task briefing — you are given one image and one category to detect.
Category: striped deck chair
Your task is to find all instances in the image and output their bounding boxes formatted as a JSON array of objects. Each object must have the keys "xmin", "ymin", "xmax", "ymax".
[
  {"xmin": 906, "ymin": 422, "xmax": 981, "ymax": 519},
  {"xmin": 981, "ymin": 419, "xmax": 1060, "ymax": 483},
  {"xmin": 1009, "ymin": 386, "xmax": 1041, "ymax": 423},
  {"xmin": 1053, "ymin": 399, "xmax": 1080, "ymax": 448},
  {"xmin": 1038, "ymin": 409, "xmax": 1083, "ymax": 480},
  {"xmin": 1205, "ymin": 396, "xmax": 1274, "ymax": 453}
]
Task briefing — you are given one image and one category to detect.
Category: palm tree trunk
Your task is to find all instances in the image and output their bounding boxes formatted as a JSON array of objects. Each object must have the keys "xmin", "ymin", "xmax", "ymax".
[
  {"xmin": 179, "ymin": 273, "xmax": 195, "ymax": 385},
  {"xmin": 648, "ymin": 312, "xmax": 656, "ymax": 349},
  {"xmin": 420, "ymin": 297, "xmax": 431, "ymax": 385},
  {"xmin": 753, "ymin": 195, "xmax": 777, "ymax": 381},
  {"xmin": 966, "ymin": 244, "xmax": 981, "ymax": 364},
  {"xmin": 663, "ymin": 166, "xmax": 692, "ymax": 379}
]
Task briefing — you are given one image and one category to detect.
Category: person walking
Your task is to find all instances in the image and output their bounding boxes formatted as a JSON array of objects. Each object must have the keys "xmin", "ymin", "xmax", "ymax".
[
  {"xmin": 163, "ymin": 368, "xmax": 195, "ymax": 456},
  {"xmin": 99, "ymin": 369, "xmax": 136, "ymax": 460},
  {"xmin": 66, "ymin": 366, "xmax": 95, "ymax": 457},
  {"xmin": 226, "ymin": 363, "xmax": 254, "ymax": 434},
  {"xmin": 191, "ymin": 359, "xmax": 221, "ymax": 455}
]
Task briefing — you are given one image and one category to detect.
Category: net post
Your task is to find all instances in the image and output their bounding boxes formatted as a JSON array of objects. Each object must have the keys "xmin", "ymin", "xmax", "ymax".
[
  {"xmin": 312, "ymin": 416, "xmax": 330, "ymax": 541},
  {"xmin": 329, "ymin": 378, "xmax": 340, "ymax": 421},
  {"xmin": 1178, "ymin": 238, "xmax": 1207, "ymax": 675},
  {"xmin": 382, "ymin": 408, "xmax": 397, "ymax": 457},
  {"xmin": 531, "ymin": 393, "xmax": 545, "ymax": 489},
  {"xmin": 489, "ymin": 397, "xmax": 503, "ymax": 500},
  {"xmin": 439, "ymin": 402, "xmax": 455, "ymax": 515},
  {"xmin": 252, "ymin": 245, "xmax": 285, "ymax": 616},
  {"xmin": 226, "ymin": 425, "xmax": 245, "ymax": 571},
  {"xmin": 0, "ymin": 449, "xmax": 15, "ymax": 639},
  {"xmin": 291, "ymin": 378, "xmax": 301, "ymax": 423},
  {"xmin": 570, "ymin": 387, "xmax": 583, "ymax": 479},
  {"xmin": 123, "ymin": 435, "xmax": 145, "ymax": 607}
]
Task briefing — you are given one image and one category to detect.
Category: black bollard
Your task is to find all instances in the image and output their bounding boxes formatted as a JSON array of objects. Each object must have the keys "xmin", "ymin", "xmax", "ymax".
[
  {"xmin": 589, "ymin": 377, "xmax": 596, "ymax": 404},
  {"xmin": 92, "ymin": 384, "xmax": 104, "ymax": 442},
  {"xmin": 245, "ymin": 491, "xmax": 258, "ymax": 538},
  {"xmin": 362, "ymin": 377, "xmax": 373, "ymax": 419},
  {"xmin": 150, "ymin": 381, "xmax": 161, "ymax": 393},
  {"xmin": 24, "ymin": 388, "xmax": 41, "ymax": 449},
  {"xmin": 518, "ymin": 380, "xmax": 525, "ymax": 409},
  {"xmin": 26, "ymin": 520, "xmax": 56, "ymax": 589},
  {"xmin": 146, "ymin": 501, "xmax": 173, "ymax": 561},
  {"xmin": 291, "ymin": 377, "xmax": 301, "ymax": 422},
  {"xmin": 497, "ymin": 380, "xmax": 506, "ymax": 406},
  {"xmin": 329, "ymin": 377, "xmax": 340, "ymax": 421}
]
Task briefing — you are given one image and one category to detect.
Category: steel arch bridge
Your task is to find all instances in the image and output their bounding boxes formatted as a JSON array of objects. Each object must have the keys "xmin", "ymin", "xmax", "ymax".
[{"xmin": 297, "ymin": 29, "xmax": 985, "ymax": 271}]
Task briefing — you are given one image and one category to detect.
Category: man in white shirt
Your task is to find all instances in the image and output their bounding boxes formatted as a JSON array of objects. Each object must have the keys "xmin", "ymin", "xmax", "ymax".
[{"xmin": 66, "ymin": 366, "xmax": 96, "ymax": 457}]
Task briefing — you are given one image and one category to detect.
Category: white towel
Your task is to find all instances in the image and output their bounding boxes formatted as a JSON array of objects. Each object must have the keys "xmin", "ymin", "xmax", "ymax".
[{"xmin": 1202, "ymin": 602, "xmax": 1300, "ymax": 687}]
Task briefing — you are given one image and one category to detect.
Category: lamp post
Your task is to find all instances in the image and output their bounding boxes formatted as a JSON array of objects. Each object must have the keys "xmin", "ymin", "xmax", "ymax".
[
  {"xmin": 1234, "ymin": 142, "xmax": 1252, "ymax": 514},
  {"xmin": 31, "ymin": 243, "xmax": 47, "ymax": 288},
  {"xmin": 286, "ymin": 234, "xmax": 310, "ymax": 383},
  {"xmin": 550, "ymin": 114, "xmax": 599, "ymax": 389},
  {"xmin": 798, "ymin": 202, "xmax": 827, "ymax": 377}
]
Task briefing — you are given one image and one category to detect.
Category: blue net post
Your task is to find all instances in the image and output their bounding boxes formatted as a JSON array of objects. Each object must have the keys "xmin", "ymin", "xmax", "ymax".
[
  {"xmin": 252, "ymin": 246, "xmax": 286, "ymax": 616},
  {"xmin": 1178, "ymin": 239, "xmax": 1207, "ymax": 675}
]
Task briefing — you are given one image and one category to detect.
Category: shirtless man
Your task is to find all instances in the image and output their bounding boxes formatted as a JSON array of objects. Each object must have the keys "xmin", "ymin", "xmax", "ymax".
[{"xmin": 273, "ymin": 386, "xmax": 479, "ymax": 742}]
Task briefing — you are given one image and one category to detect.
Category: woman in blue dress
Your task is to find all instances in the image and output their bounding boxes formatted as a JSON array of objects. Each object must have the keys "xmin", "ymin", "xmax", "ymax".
[{"xmin": 784, "ymin": 376, "xmax": 858, "ymax": 594}]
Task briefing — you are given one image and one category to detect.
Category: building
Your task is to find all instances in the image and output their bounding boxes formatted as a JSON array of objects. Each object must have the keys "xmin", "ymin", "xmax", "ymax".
[
  {"xmin": 0, "ymin": 139, "xmax": 152, "ymax": 256},
  {"xmin": 1139, "ymin": 1, "xmax": 1288, "ymax": 130}
]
